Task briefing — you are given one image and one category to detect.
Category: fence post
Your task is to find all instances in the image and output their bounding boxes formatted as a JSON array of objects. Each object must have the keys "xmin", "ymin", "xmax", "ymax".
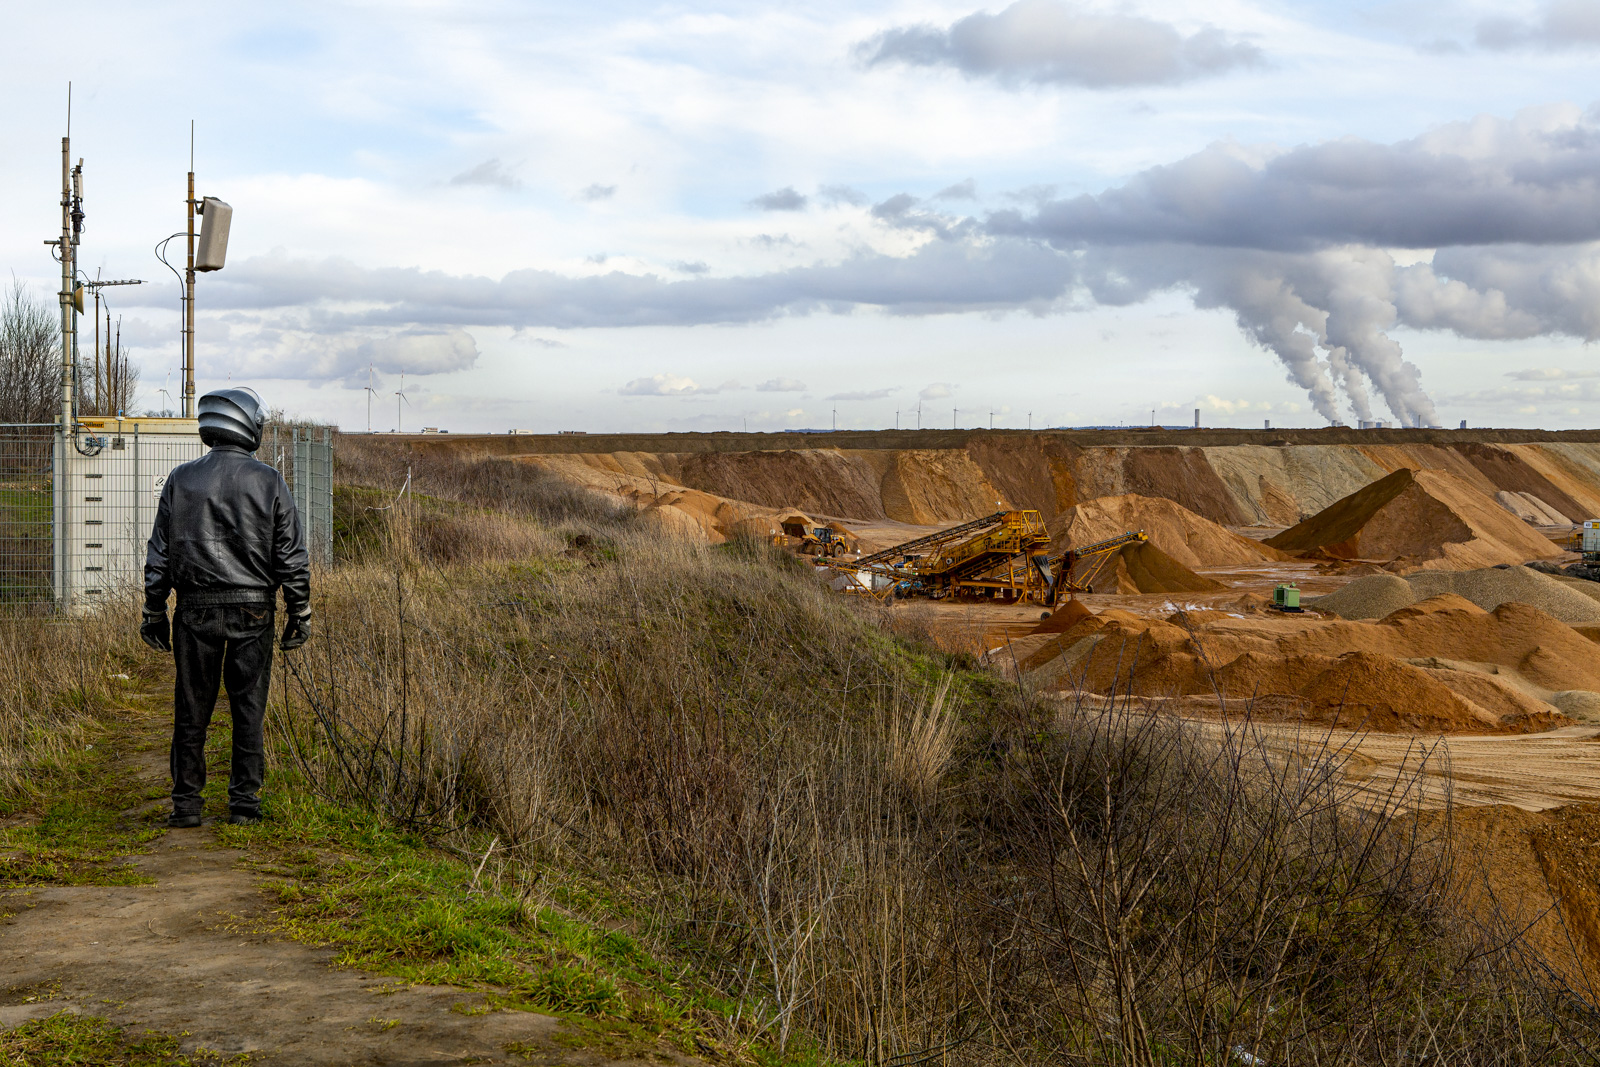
[
  {"xmin": 133, "ymin": 427, "xmax": 140, "ymax": 576},
  {"xmin": 53, "ymin": 427, "xmax": 66, "ymax": 615},
  {"xmin": 320, "ymin": 427, "xmax": 333, "ymax": 565}
]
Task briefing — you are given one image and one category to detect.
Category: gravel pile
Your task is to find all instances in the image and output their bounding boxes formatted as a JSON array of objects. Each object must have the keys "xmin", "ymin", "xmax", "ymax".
[
  {"xmin": 1409, "ymin": 567, "xmax": 1600, "ymax": 624},
  {"xmin": 1311, "ymin": 566, "xmax": 1600, "ymax": 624},
  {"xmin": 1306, "ymin": 574, "xmax": 1416, "ymax": 619}
]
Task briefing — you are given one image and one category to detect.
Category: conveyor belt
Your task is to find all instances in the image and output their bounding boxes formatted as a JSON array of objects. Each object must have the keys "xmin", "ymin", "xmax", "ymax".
[{"xmin": 850, "ymin": 511, "xmax": 1008, "ymax": 569}]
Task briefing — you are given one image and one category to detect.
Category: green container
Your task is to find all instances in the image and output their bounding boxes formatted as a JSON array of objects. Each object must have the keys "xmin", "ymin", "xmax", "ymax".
[{"xmin": 1273, "ymin": 584, "xmax": 1300, "ymax": 609}]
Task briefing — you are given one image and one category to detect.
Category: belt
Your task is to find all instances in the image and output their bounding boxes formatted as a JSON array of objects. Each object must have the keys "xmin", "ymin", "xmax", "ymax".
[{"xmin": 177, "ymin": 588, "xmax": 275, "ymax": 607}]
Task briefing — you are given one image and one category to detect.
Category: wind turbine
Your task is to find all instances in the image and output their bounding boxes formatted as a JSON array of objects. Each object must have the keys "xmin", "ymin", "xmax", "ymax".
[
  {"xmin": 363, "ymin": 364, "xmax": 380, "ymax": 433},
  {"xmin": 394, "ymin": 373, "xmax": 409, "ymax": 433}
]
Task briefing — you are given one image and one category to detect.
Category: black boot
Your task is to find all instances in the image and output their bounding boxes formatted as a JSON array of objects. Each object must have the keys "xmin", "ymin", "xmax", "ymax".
[
  {"xmin": 168, "ymin": 812, "xmax": 202, "ymax": 829},
  {"xmin": 228, "ymin": 810, "xmax": 261, "ymax": 826}
]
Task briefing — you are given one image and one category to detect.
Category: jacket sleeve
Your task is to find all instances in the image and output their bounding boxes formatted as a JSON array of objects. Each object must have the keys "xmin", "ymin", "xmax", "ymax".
[
  {"xmin": 143, "ymin": 479, "xmax": 173, "ymax": 614},
  {"xmin": 273, "ymin": 474, "xmax": 312, "ymax": 615}
]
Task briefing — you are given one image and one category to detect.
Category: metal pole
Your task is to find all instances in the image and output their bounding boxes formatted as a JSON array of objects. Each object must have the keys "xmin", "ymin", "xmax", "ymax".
[
  {"xmin": 133, "ymin": 426, "xmax": 140, "ymax": 566},
  {"xmin": 59, "ymin": 136, "xmax": 73, "ymax": 438},
  {"xmin": 54, "ymin": 428, "xmax": 65, "ymax": 613},
  {"xmin": 93, "ymin": 288, "xmax": 100, "ymax": 415},
  {"xmin": 184, "ymin": 165, "xmax": 196, "ymax": 418}
]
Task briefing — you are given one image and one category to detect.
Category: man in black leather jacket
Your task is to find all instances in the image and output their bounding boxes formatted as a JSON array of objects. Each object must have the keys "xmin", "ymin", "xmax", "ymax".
[{"xmin": 142, "ymin": 387, "xmax": 312, "ymax": 828}]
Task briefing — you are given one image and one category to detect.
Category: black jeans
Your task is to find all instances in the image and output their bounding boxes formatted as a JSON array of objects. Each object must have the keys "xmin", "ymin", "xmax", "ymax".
[{"xmin": 171, "ymin": 604, "xmax": 275, "ymax": 817}]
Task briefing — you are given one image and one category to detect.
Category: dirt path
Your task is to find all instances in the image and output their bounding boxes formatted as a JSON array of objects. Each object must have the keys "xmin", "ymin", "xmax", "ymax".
[{"xmin": 0, "ymin": 694, "xmax": 682, "ymax": 1066}]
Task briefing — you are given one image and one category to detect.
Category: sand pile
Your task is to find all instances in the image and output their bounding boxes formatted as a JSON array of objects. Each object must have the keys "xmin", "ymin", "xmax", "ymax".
[
  {"xmin": 1495, "ymin": 490, "xmax": 1571, "ymax": 526},
  {"xmin": 1284, "ymin": 596, "xmax": 1600, "ymax": 691},
  {"xmin": 1034, "ymin": 597, "xmax": 1095, "ymax": 634},
  {"xmin": 1081, "ymin": 541, "xmax": 1225, "ymax": 594},
  {"xmin": 1052, "ymin": 493, "xmax": 1286, "ymax": 569},
  {"xmin": 1409, "ymin": 569, "xmax": 1600, "ymax": 621},
  {"xmin": 1025, "ymin": 593, "xmax": 1597, "ymax": 733},
  {"xmin": 1310, "ymin": 574, "xmax": 1423, "ymax": 619},
  {"xmin": 1265, "ymin": 468, "xmax": 1562, "ymax": 570},
  {"xmin": 1312, "ymin": 566, "xmax": 1600, "ymax": 624}
]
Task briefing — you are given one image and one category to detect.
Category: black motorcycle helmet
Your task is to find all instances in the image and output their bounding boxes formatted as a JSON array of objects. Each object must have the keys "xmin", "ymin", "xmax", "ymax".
[{"xmin": 197, "ymin": 387, "xmax": 267, "ymax": 451}]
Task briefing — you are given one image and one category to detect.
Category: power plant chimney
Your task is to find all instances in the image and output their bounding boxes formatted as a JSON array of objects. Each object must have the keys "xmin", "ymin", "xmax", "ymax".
[{"xmin": 1193, "ymin": 408, "xmax": 1199, "ymax": 429}]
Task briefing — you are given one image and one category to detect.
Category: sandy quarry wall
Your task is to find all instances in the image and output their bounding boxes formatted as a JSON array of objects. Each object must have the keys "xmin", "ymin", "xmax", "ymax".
[{"xmin": 420, "ymin": 436, "xmax": 1600, "ymax": 535}]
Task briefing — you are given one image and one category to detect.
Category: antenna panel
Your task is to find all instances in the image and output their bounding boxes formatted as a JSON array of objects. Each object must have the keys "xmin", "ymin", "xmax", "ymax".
[{"xmin": 195, "ymin": 197, "xmax": 232, "ymax": 271}]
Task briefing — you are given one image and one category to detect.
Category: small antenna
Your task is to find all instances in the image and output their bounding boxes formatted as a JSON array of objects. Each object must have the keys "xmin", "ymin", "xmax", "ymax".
[
  {"xmin": 190, "ymin": 119, "xmax": 194, "ymax": 171},
  {"xmin": 66, "ymin": 82, "xmax": 71, "ymax": 138}
]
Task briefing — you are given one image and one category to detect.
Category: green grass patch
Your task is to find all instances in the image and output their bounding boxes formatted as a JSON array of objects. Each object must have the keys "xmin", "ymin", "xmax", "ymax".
[
  {"xmin": 0, "ymin": 1010, "xmax": 250, "ymax": 1065},
  {"xmin": 217, "ymin": 781, "xmax": 726, "ymax": 1052},
  {"xmin": 0, "ymin": 720, "xmax": 163, "ymax": 888}
]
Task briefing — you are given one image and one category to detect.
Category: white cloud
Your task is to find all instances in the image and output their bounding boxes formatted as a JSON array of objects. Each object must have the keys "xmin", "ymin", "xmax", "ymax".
[
  {"xmin": 860, "ymin": 0, "xmax": 1264, "ymax": 89},
  {"xmin": 450, "ymin": 159, "xmax": 521, "ymax": 190},
  {"xmin": 617, "ymin": 373, "xmax": 740, "ymax": 396},
  {"xmin": 920, "ymin": 382, "xmax": 954, "ymax": 399},
  {"xmin": 619, "ymin": 374, "xmax": 706, "ymax": 396},
  {"xmin": 749, "ymin": 187, "xmax": 808, "ymax": 211},
  {"xmin": 353, "ymin": 329, "xmax": 480, "ymax": 375},
  {"xmin": 1477, "ymin": 2, "xmax": 1600, "ymax": 51},
  {"xmin": 1200, "ymin": 395, "xmax": 1270, "ymax": 415},
  {"xmin": 757, "ymin": 377, "xmax": 806, "ymax": 392},
  {"xmin": 1505, "ymin": 367, "xmax": 1600, "ymax": 381}
]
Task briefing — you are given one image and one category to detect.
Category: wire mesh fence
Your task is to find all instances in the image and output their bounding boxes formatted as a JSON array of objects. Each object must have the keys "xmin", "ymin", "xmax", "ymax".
[
  {"xmin": 288, "ymin": 427, "xmax": 334, "ymax": 567},
  {"xmin": 0, "ymin": 425, "xmax": 56, "ymax": 610},
  {"xmin": 0, "ymin": 423, "xmax": 335, "ymax": 613}
]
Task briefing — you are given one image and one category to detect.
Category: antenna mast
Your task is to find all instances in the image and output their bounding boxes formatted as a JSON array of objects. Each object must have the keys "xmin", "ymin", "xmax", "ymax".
[
  {"xmin": 57, "ymin": 86, "xmax": 76, "ymax": 437},
  {"xmin": 184, "ymin": 121, "xmax": 195, "ymax": 418}
]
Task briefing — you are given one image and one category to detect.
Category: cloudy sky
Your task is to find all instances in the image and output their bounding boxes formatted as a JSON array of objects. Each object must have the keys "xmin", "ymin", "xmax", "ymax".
[{"xmin": 4, "ymin": 0, "xmax": 1600, "ymax": 432}]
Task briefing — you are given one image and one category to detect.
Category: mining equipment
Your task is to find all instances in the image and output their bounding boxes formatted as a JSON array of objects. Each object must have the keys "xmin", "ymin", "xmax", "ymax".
[
  {"xmin": 801, "ymin": 526, "xmax": 849, "ymax": 558},
  {"xmin": 1583, "ymin": 521, "xmax": 1600, "ymax": 561},
  {"xmin": 1272, "ymin": 584, "xmax": 1303, "ymax": 612},
  {"xmin": 832, "ymin": 510, "xmax": 1146, "ymax": 604},
  {"xmin": 777, "ymin": 512, "xmax": 859, "ymax": 558}
]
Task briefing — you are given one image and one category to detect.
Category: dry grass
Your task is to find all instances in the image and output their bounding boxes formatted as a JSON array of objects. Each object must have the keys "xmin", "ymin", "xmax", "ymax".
[
  {"xmin": 0, "ymin": 605, "xmax": 138, "ymax": 796},
  {"xmin": 264, "ymin": 455, "xmax": 1600, "ymax": 1065}
]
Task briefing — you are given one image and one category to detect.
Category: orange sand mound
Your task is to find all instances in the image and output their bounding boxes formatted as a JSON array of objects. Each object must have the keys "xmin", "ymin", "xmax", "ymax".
[
  {"xmin": 1028, "ymin": 594, "xmax": 1594, "ymax": 733},
  {"xmin": 1082, "ymin": 541, "xmax": 1225, "ymax": 594},
  {"xmin": 1266, "ymin": 468, "xmax": 1562, "ymax": 571},
  {"xmin": 1052, "ymin": 493, "xmax": 1287, "ymax": 569},
  {"xmin": 1033, "ymin": 598, "xmax": 1095, "ymax": 634}
]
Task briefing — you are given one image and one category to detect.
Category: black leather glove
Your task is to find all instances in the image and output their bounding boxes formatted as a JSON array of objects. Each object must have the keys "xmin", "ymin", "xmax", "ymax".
[
  {"xmin": 140, "ymin": 611, "xmax": 171, "ymax": 653},
  {"xmin": 280, "ymin": 610, "xmax": 312, "ymax": 651}
]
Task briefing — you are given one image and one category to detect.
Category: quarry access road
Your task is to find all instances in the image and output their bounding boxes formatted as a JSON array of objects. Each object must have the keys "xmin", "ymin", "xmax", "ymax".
[{"xmin": 1183, "ymin": 718, "xmax": 1600, "ymax": 813}]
